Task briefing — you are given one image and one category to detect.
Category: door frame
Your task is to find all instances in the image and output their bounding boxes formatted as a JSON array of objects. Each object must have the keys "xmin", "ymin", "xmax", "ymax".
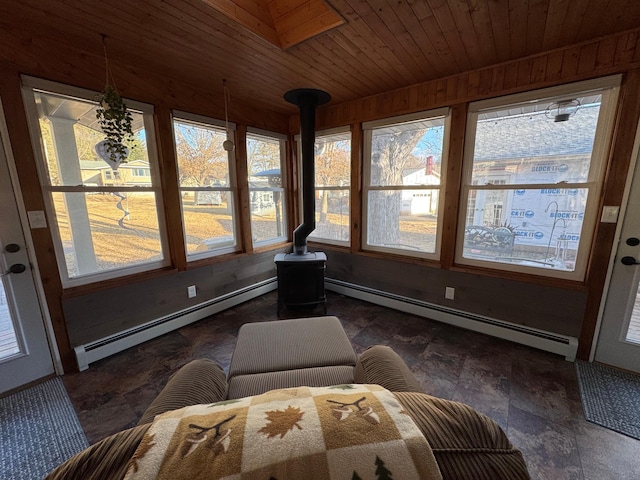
[
  {"xmin": 0, "ymin": 99, "xmax": 62, "ymax": 378},
  {"xmin": 590, "ymin": 117, "xmax": 640, "ymax": 362}
]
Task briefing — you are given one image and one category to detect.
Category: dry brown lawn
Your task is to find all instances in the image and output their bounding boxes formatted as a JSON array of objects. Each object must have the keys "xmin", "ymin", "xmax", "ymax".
[{"xmin": 52, "ymin": 195, "xmax": 439, "ymax": 264}]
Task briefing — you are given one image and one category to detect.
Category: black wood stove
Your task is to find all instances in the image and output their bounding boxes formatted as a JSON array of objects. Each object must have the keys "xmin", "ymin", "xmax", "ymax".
[{"xmin": 275, "ymin": 88, "xmax": 331, "ymax": 316}]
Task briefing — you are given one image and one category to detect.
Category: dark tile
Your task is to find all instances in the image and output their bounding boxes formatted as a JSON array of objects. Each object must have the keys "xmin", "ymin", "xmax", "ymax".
[
  {"xmin": 511, "ymin": 358, "xmax": 574, "ymax": 428},
  {"xmin": 507, "ymin": 405, "xmax": 582, "ymax": 480},
  {"xmin": 574, "ymin": 418, "xmax": 640, "ymax": 480},
  {"xmin": 457, "ymin": 351, "xmax": 512, "ymax": 396},
  {"xmin": 452, "ymin": 382, "xmax": 510, "ymax": 431},
  {"xmin": 78, "ymin": 394, "xmax": 139, "ymax": 444}
]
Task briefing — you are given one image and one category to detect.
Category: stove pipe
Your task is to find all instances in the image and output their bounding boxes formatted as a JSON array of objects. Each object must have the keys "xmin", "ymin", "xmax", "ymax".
[{"xmin": 284, "ymin": 88, "xmax": 331, "ymax": 255}]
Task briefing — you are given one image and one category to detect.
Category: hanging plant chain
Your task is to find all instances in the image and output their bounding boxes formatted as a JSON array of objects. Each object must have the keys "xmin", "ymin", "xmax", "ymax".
[{"xmin": 96, "ymin": 35, "xmax": 135, "ymax": 164}]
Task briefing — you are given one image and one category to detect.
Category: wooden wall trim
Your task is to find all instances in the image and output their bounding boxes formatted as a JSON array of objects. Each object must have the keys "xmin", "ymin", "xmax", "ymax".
[
  {"xmin": 0, "ymin": 69, "xmax": 75, "ymax": 372},
  {"xmin": 286, "ymin": 135, "xmax": 299, "ymax": 239},
  {"xmin": 578, "ymin": 68, "xmax": 640, "ymax": 359},
  {"xmin": 310, "ymin": 29, "xmax": 640, "ymax": 130},
  {"xmin": 440, "ymin": 104, "xmax": 466, "ymax": 269},
  {"xmin": 349, "ymin": 122, "xmax": 362, "ymax": 253},
  {"xmin": 155, "ymin": 105, "xmax": 187, "ymax": 271},
  {"xmin": 235, "ymin": 124, "xmax": 254, "ymax": 253}
]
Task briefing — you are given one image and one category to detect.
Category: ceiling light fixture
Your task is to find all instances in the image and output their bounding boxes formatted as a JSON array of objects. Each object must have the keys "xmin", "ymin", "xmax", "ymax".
[
  {"xmin": 222, "ymin": 79, "xmax": 234, "ymax": 152},
  {"xmin": 545, "ymin": 98, "xmax": 581, "ymax": 122}
]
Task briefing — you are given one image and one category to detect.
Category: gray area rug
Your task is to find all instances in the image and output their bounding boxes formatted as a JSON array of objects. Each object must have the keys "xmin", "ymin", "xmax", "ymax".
[
  {"xmin": 576, "ymin": 360, "xmax": 640, "ymax": 440},
  {"xmin": 0, "ymin": 377, "xmax": 88, "ymax": 479}
]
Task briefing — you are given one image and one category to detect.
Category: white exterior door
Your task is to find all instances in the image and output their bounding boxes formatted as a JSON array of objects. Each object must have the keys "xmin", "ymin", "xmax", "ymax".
[
  {"xmin": 0, "ymin": 102, "xmax": 54, "ymax": 394},
  {"xmin": 595, "ymin": 126, "xmax": 640, "ymax": 372}
]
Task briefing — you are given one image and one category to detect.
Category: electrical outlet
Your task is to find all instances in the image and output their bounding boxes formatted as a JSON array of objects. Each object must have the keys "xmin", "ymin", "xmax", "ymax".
[
  {"xmin": 187, "ymin": 285, "xmax": 197, "ymax": 298},
  {"xmin": 445, "ymin": 287, "xmax": 455, "ymax": 300}
]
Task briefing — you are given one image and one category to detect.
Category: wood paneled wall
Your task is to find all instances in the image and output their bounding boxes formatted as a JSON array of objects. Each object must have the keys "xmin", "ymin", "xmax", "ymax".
[{"xmin": 304, "ymin": 30, "xmax": 640, "ymax": 130}]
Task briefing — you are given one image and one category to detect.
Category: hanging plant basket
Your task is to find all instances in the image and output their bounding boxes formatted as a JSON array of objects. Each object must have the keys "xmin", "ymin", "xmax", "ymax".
[{"xmin": 95, "ymin": 84, "xmax": 134, "ymax": 168}]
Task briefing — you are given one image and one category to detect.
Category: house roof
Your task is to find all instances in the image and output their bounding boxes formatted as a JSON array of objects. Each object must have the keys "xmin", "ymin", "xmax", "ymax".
[{"xmin": 474, "ymin": 104, "xmax": 600, "ymax": 161}]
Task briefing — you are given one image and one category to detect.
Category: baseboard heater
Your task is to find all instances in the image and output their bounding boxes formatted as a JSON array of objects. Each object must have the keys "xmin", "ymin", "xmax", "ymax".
[
  {"xmin": 325, "ymin": 278, "xmax": 578, "ymax": 361},
  {"xmin": 74, "ymin": 278, "xmax": 278, "ymax": 371}
]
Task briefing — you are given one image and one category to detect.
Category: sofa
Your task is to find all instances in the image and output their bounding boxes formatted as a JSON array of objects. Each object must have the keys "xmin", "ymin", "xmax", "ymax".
[{"xmin": 46, "ymin": 341, "xmax": 530, "ymax": 479}]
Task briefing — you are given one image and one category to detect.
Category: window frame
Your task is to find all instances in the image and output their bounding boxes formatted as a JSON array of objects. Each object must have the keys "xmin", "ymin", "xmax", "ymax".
[
  {"xmin": 362, "ymin": 107, "xmax": 450, "ymax": 260},
  {"xmin": 246, "ymin": 127, "xmax": 288, "ymax": 248},
  {"xmin": 301, "ymin": 127, "xmax": 352, "ymax": 247},
  {"xmin": 455, "ymin": 75, "xmax": 622, "ymax": 281},
  {"xmin": 172, "ymin": 110, "xmax": 240, "ymax": 261},
  {"xmin": 21, "ymin": 76, "xmax": 169, "ymax": 288}
]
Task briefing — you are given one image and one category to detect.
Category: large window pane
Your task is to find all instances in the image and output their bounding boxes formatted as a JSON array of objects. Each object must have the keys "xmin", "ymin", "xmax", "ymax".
[
  {"xmin": 458, "ymin": 78, "xmax": 620, "ymax": 278},
  {"xmin": 26, "ymin": 84, "xmax": 166, "ymax": 286},
  {"xmin": 309, "ymin": 130, "xmax": 351, "ymax": 244},
  {"xmin": 370, "ymin": 118, "xmax": 444, "ymax": 186},
  {"xmin": 367, "ymin": 189, "xmax": 439, "ymax": 253},
  {"xmin": 471, "ymin": 96, "xmax": 601, "ymax": 185},
  {"xmin": 314, "ymin": 189, "xmax": 349, "ymax": 242},
  {"xmin": 364, "ymin": 111, "xmax": 446, "ymax": 258},
  {"xmin": 51, "ymin": 192, "xmax": 163, "ymax": 276},
  {"xmin": 173, "ymin": 117, "xmax": 237, "ymax": 256},
  {"xmin": 247, "ymin": 132, "xmax": 286, "ymax": 246},
  {"xmin": 462, "ymin": 188, "xmax": 588, "ymax": 270}
]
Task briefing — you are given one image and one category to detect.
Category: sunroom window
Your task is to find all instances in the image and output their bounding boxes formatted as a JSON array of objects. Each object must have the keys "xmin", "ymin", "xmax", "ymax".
[
  {"xmin": 246, "ymin": 129, "xmax": 287, "ymax": 247},
  {"xmin": 22, "ymin": 77, "xmax": 168, "ymax": 287},
  {"xmin": 457, "ymin": 76, "xmax": 620, "ymax": 280},
  {"xmin": 173, "ymin": 112, "xmax": 238, "ymax": 258},
  {"xmin": 363, "ymin": 108, "xmax": 449, "ymax": 258},
  {"xmin": 308, "ymin": 129, "xmax": 351, "ymax": 245}
]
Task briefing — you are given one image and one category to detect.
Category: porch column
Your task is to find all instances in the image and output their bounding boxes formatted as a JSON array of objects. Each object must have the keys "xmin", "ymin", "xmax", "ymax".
[{"xmin": 47, "ymin": 116, "xmax": 98, "ymax": 275}]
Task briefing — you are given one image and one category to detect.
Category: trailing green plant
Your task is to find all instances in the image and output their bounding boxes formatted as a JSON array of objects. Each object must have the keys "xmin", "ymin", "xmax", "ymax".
[{"xmin": 96, "ymin": 84, "xmax": 134, "ymax": 164}]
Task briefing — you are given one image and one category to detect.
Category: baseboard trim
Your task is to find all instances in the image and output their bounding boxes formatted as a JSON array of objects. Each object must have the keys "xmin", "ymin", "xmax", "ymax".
[{"xmin": 325, "ymin": 278, "xmax": 578, "ymax": 361}]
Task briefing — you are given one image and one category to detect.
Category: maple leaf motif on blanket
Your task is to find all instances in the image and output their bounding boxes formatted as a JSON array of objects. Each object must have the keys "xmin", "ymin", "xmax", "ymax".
[{"xmin": 259, "ymin": 406, "xmax": 304, "ymax": 438}]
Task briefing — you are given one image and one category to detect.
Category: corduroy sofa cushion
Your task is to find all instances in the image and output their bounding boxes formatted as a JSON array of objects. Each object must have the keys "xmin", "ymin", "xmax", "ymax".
[
  {"xmin": 228, "ymin": 316, "xmax": 357, "ymax": 377},
  {"xmin": 395, "ymin": 392, "xmax": 530, "ymax": 480},
  {"xmin": 227, "ymin": 365, "xmax": 355, "ymax": 399}
]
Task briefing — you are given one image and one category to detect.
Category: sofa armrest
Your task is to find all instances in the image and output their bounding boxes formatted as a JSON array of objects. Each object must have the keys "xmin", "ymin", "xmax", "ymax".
[
  {"xmin": 137, "ymin": 358, "xmax": 228, "ymax": 425},
  {"xmin": 354, "ymin": 345, "xmax": 424, "ymax": 392},
  {"xmin": 45, "ymin": 425, "xmax": 149, "ymax": 480}
]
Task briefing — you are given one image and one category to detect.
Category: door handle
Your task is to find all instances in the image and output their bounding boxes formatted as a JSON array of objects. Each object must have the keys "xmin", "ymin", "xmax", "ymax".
[
  {"xmin": 5, "ymin": 243, "xmax": 20, "ymax": 253},
  {"xmin": 1, "ymin": 263, "xmax": 26, "ymax": 276},
  {"xmin": 621, "ymin": 256, "xmax": 640, "ymax": 266}
]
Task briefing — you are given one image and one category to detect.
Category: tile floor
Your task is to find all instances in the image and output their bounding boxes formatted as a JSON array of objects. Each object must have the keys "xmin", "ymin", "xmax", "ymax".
[{"xmin": 62, "ymin": 291, "xmax": 640, "ymax": 479}]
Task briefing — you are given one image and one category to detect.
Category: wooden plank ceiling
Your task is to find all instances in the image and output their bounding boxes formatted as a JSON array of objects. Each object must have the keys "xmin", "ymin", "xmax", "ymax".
[{"xmin": 1, "ymin": 0, "xmax": 640, "ymax": 118}]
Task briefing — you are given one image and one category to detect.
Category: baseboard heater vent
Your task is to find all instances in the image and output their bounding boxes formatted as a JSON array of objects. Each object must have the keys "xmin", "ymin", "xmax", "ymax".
[
  {"xmin": 74, "ymin": 278, "xmax": 277, "ymax": 371},
  {"xmin": 325, "ymin": 278, "xmax": 578, "ymax": 361}
]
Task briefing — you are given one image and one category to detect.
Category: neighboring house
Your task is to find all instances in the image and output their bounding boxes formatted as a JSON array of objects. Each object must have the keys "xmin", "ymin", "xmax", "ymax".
[
  {"xmin": 79, "ymin": 159, "xmax": 152, "ymax": 187},
  {"xmin": 401, "ymin": 162, "xmax": 441, "ymax": 215},
  {"xmin": 465, "ymin": 104, "xmax": 599, "ymax": 254}
]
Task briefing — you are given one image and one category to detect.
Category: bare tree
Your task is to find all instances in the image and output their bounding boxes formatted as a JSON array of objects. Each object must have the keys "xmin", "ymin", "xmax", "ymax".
[
  {"xmin": 368, "ymin": 128, "xmax": 425, "ymax": 246},
  {"xmin": 174, "ymin": 124, "xmax": 229, "ymax": 187},
  {"xmin": 247, "ymin": 137, "xmax": 280, "ymax": 178},
  {"xmin": 315, "ymin": 140, "xmax": 350, "ymax": 221}
]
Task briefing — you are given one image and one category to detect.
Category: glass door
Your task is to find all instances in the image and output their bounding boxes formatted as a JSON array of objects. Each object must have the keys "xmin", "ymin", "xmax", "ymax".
[
  {"xmin": 0, "ymin": 100, "xmax": 54, "ymax": 394},
  {"xmin": 595, "ymin": 123, "xmax": 640, "ymax": 372}
]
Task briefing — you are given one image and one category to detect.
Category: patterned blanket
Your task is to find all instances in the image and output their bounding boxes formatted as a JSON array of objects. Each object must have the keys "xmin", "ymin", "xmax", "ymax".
[{"xmin": 123, "ymin": 384, "xmax": 442, "ymax": 479}]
